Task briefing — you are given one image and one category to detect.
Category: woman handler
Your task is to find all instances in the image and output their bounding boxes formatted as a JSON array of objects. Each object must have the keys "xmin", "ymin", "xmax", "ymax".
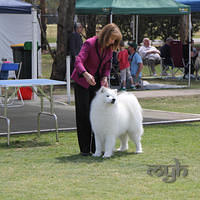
[{"xmin": 71, "ymin": 23, "xmax": 122, "ymax": 156}]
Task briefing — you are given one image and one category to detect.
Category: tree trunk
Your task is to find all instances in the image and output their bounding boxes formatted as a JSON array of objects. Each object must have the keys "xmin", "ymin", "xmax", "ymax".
[
  {"xmin": 50, "ymin": 0, "xmax": 75, "ymax": 80},
  {"xmin": 40, "ymin": 0, "xmax": 47, "ymax": 51},
  {"xmin": 180, "ymin": 15, "xmax": 189, "ymax": 44}
]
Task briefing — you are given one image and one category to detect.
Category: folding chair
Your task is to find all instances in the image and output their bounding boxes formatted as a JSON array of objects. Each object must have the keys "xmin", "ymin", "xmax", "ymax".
[
  {"xmin": 170, "ymin": 40, "xmax": 187, "ymax": 77},
  {"xmin": 0, "ymin": 62, "xmax": 24, "ymax": 107},
  {"xmin": 142, "ymin": 58, "xmax": 153, "ymax": 76},
  {"xmin": 142, "ymin": 58, "xmax": 161, "ymax": 76}
]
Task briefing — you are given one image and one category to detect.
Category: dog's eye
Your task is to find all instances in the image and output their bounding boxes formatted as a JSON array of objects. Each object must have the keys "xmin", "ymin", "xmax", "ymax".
[{"xmin": 106, "ymin": 95, "xmax": 109, "ymax": 97}]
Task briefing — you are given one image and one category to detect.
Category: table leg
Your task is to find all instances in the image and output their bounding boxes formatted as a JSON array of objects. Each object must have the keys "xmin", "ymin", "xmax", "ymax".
[
  {"xmin": 37, "ymin": 85, "xmax": 59, "ymax": 142},
  {"xmin": 0, "ymin": 116, "xmax": 10, "ymax": 145},
  {"xmin": 0, "ymin": 87, "xmax": 11, "ymax": 145}
]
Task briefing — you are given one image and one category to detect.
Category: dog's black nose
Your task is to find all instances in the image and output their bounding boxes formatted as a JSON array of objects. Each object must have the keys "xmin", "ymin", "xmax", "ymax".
[{"xmin": 111, "ymin": 98, "xmax": 116, "ymax": 104}]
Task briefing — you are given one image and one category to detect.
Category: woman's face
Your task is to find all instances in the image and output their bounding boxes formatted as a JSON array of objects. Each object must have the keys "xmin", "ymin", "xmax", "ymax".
[{"xmin": 107, "ymin": 36, "xmax": 116, "ymax": 47}]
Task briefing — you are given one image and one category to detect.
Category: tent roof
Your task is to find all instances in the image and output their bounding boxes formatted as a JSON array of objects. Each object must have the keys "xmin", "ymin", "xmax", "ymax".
[
  {"xmin": 176, "ymin": 0, "xmax": 200, "ymax": 12},
  {"xmin": 0, "ymin": 0, "xmax": 32, "ymax": 14},
  {"xmin": 76, "ymin": 0, "xmax": 191, "ymax": 15}
]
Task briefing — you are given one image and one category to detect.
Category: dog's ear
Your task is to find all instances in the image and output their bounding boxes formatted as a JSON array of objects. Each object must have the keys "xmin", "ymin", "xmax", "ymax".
[
  {"xmin": 100, "ymin": 86, "xmax": 105, "ymax": 93},
  {"xmin": 114, "ymin": 89, "xmax": 118, "ymax": 94}
]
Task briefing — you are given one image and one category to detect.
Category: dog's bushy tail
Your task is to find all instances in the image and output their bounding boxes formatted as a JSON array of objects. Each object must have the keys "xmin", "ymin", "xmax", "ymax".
[{"xmin": 118, "ymin": 92, "xmax": 143, "ymax": 123}]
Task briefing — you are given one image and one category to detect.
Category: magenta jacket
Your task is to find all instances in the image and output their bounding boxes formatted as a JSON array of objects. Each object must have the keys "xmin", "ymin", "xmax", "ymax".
[{"xmin": 71, "ymin": 36, "xmax": 113, "ymax": 88}]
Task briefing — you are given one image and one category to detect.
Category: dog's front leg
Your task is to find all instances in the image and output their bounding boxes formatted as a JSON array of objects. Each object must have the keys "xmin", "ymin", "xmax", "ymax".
[
  {"xmin": 103, "ymin": 135, "xmax": 116, "ymax": 158},
  {"xmin": 93, "ymin": 134, "xmax": 102, "ymax": 157}
]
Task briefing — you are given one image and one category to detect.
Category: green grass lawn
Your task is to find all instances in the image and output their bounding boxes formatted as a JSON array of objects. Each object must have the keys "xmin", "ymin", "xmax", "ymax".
[
  {"xmin": 139, "ymin": 95, "xmax": 200, "ymax": 114},
  {"xmin": 42, "ymin": 54, "xmax": 53, "ymax": 79},
  {"xmin": 1, "ymin": 24, "xmax": 200, "ymax": 199},
  {"xmin": 1, "ymin": 87, "xmax": 200, "ymax": 199},
  {"xmin": 47, "ymin": 24, "xmax": 57, "ymax": 43},
  {"xmin": 0, "ymin": 123, "xmax": 199, "ymax": 200}
]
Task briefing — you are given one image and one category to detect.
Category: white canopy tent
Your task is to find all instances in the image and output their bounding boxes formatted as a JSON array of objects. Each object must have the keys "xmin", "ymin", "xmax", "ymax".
[{"xmin": 0, "ymin": 0, "xmax": 41, "ymax": 78}]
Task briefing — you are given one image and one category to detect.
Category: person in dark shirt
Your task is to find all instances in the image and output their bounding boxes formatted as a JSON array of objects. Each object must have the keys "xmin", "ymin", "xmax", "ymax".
[
  {"xmin": 184, "ymin": 39, "xmax": 197, "ymax": 79},
  {"xmin": 160, "ymin": 37, "xmax": 173, "ymax": 76},
  {"xmin": 69, "ymin": 22, "xmax": 83, "ymax": 75}
]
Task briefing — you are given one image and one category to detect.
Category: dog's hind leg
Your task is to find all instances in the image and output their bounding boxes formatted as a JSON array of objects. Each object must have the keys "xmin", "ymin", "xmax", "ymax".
[
  {"xmin": 129, "ymin": 130, "xmax": 143, "ymax": 154},
  {"xmin": 93, "ymin": 134, "xmax": 103, "ymax": 157},
  {"xmin": 134, "ymin": 138, "xmax": 143, "ymax": 154},
  {"xmin": 103, "ymin": 135, "xmax": 116, "ymax": 158},
  {"xmin": 117, "ymin": 134, "xmax": 128, "ymax": 152}
]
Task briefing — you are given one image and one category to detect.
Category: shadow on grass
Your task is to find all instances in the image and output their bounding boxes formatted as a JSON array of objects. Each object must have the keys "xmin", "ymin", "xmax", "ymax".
[
  {"xmin": 56, "ymin": 151, "xmax": 138, "ymax": 163},
  {"xmin": 0, "ymin": 138, "xmax": 52, "ymax": 149}
]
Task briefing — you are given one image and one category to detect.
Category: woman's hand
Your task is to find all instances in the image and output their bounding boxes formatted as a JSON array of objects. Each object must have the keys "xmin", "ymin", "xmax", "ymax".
[
  {"xmin": 83, "ymin": 72, "xmax": 96, "ymax": 86},
  {"xmin": 101, "ymin": 76, "xmax": 108, "ymax": 87}
]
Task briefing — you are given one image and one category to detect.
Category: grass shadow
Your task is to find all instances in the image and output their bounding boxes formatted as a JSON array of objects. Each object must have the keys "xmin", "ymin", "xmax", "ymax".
[
  {"xmin": 56, "ymin": 151, "xmax": 138, "ymax": 164},
  {"xmin": 56, "ymin": 154, "xmax": 104, "ymax": 164}
]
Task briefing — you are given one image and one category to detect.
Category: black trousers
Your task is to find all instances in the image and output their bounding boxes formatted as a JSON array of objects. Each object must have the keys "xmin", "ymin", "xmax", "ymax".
[{"xmin": 74, "ymin": 83, "xmax": 100, "ymax": 153}]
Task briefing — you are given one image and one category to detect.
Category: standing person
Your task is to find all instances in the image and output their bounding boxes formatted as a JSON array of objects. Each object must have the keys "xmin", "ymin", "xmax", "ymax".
[
  {"xmin": 183, "ymin": 39, "xmax": 197, "ymax": 79},
  {"xmin": 128, "ymin": 41, "xmax": 143, "ymax": 87},
  {"xmin": 118, "ymin": 40, "xmax": 135, "ymax": 90},
  {"xmin": 69, "ymin": 22, "xmax": 83, "ymax": 75},
  {"xmin": 71, "ymin": 23, "xmax": 122, "ymax": 156},
  {"xmin": 139, "ymin": 38, "xmax": 160, "ymax": 76},
  {"xmin": 190, "ymin": 39, "xmax": 198, "ymax": 78}
]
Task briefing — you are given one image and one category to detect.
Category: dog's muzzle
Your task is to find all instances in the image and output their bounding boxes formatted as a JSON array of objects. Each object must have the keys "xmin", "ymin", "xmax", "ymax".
[{"xmin": 111, "ymin": 98, "xmax": 116, "ymax": 104}]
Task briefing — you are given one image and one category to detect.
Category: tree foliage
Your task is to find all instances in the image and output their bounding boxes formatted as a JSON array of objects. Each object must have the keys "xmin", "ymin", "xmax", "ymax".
[
  {"xmin": 79, "ymin": 14, "xmax": 200, "ymax": 44},
  {"xmin": 23, "ymin": 1, "xmax": 200, "ymax": 79}
]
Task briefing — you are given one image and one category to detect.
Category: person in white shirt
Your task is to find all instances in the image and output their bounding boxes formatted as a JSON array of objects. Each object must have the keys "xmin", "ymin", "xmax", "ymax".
[{"xmin": 139, "ymin": 38, "xmax": 161, "ymax": 76}]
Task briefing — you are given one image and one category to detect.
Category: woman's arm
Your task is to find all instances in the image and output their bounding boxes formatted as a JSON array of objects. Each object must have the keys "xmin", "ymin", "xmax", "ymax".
[{"xmin": 74, "ymin": 41, "xmax": 90, "ymax": 75}]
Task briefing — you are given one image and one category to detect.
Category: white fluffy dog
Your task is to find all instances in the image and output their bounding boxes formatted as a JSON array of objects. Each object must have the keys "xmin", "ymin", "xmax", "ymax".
[{"xmin": 90, "ymin": 86, "xmax": 143, "ymax": 158}]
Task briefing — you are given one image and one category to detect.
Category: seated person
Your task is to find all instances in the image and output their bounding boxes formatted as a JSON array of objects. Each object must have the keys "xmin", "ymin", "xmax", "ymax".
[
  {"xmin": 138, "ymin": 38, "xmax": 161, "ymax": 76},
  {"xmin": 128, "ymin": 41, "xmax": 143, "ymax": 88},
  {"xmin": 160, "ymin": 37, "xmax": 173, "ymax": 76}
]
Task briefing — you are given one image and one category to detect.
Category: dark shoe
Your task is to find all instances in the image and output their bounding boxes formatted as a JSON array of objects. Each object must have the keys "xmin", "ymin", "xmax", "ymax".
[{"xmin": 80, "ymin": 152, "xmax": 92, "ymax": 156}]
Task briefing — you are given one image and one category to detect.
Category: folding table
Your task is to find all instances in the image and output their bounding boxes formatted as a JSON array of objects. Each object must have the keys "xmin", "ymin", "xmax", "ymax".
[{"xmin": 0, "ymin": 79, "xmax": 66, "ymax": 145}]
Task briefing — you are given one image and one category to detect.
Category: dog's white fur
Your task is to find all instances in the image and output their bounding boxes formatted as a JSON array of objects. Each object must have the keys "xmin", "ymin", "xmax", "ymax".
[{"xmin": 90, "ymin": 86, "xmax": 143, "ymax": 158}]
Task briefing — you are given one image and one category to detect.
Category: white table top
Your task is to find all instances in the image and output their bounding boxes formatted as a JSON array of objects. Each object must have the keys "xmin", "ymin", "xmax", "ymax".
[{"xmin": 0, "ymin": 79, "xmax": 66, "ymax": 87}]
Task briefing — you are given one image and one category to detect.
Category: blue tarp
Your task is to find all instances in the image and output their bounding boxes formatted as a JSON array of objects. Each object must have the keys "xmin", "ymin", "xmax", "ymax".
[
  {"xmin": 0, "ymin": 0, "xmax": 32, "ymax": 14},
  {"xmin": 176, "ymin": 0, "xmax": 200, "ymax": 12}
]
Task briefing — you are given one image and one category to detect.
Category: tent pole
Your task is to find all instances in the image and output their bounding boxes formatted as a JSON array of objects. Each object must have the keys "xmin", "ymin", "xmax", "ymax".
[
  {"xmin": 74, "ymin": 14, "xmax": 78, "ymax": 23},
  {"xmin": 32, "ymin": 7, "xmax": 38, "ymax": 99},
  {"xmin": 132, "ymin": 15, "xmax": 135, "ymax": 41},
  {"xmin": 32, "ymin": 7, "xmax": 38, "ymax": 80},
  {"xmin": 109, "ymin": 11, "xmax": 113, "ymax": 87},
  {"xmin": 110, "ymin": 11, "xmax": 113, "ymax": 23},
  {"xmin": 136, "ymin": 15, "xmax": 139, "ymax": 44},
  {"xmin": 188, "ymin": 13, "xmax": 191, "ymax": 87}
]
